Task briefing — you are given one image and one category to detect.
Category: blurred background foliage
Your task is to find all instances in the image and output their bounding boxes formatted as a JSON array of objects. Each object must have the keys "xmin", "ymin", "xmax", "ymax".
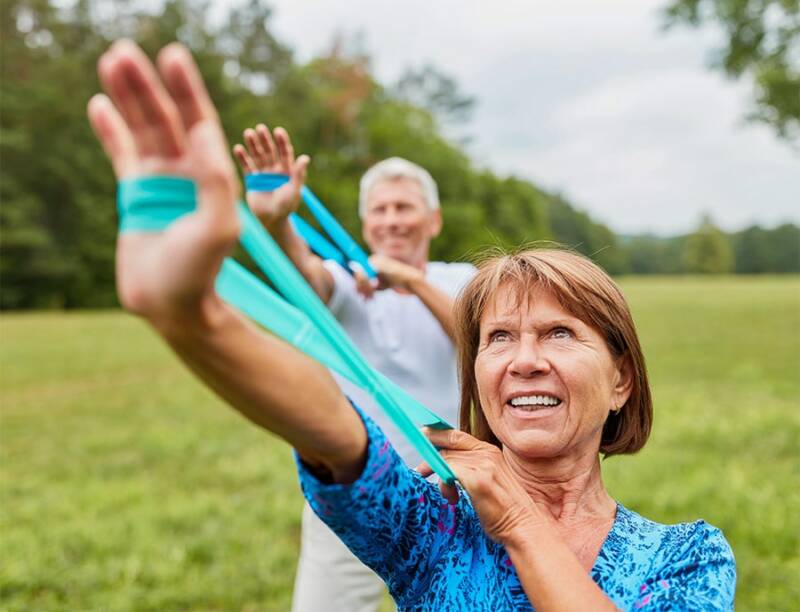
[
  {"xmin": 664, "ymin": 0, "xmax": 800, "ymax": 142},
  {"xmin": 1, "ymin": 0, "xmax": 798, "ymax": 310}
]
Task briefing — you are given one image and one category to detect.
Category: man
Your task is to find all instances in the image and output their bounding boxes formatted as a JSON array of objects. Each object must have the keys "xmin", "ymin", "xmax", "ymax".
[{"xmin": 234, "ymin": 125, "xmax": 475, "ymax": 612}]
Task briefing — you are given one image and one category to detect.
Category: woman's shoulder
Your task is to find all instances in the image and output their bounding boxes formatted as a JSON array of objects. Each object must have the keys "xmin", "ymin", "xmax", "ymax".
[
  {"xmin": 614, "ymin": 503, "xmax": 732, "ymax": 553},
  {"xmin": 597, "ymin": 504, "xmax": 736, "ymax": 609}
]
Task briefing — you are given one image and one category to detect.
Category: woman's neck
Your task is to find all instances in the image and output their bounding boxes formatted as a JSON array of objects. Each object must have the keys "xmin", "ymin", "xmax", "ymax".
[{"xmin": 502, "ymin": 447, "xmax": 616, "ymax": 524}]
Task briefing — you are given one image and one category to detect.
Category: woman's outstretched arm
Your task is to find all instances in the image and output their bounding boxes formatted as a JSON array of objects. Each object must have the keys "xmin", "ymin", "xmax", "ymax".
[
  {"xmin": 88, "ymin": 39, "xmax": 366, "ymax": 482},
  {"xmin": 157, "ymin": 296, "xmax": 367, "ymax": 483}
]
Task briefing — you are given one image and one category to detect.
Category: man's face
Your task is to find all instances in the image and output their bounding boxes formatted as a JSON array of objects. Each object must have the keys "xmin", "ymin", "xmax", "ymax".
[{"xmin": 362, "ymin": 177, "xmax": 442, "ymax": 267}]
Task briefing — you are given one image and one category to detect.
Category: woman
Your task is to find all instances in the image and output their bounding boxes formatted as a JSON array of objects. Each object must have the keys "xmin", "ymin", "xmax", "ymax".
[
  {"xmin": 298, "ymin": 251, "xmax": 735, "ymax": 610},
  {"xmin": 88, "ymin": 41, "xmax": 735, "ymax": 610}
]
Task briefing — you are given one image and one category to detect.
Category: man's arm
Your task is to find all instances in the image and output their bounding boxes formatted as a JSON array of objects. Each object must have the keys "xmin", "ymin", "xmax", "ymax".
[
  {"xmin": 407, "ymin": 273, "xmax": 458, "ymax": 341},
  {"xmin": 233, "ymin": 125, "xmax": 335, "ymax": 302},
  {"xmin": 360, "ymin": 254, "xmax": 459, "ymax": 341},
  {"xmin": 268, "ymin": 215, "xmax": 335, "ymax": 302}
]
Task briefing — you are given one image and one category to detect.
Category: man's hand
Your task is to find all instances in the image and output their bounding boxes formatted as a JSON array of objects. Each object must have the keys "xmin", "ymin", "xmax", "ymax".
[
  {"xmin": 354, "ymin": 253, "xmax": 424, "ymax": 298},
  {"xmin": 233, "ymin": 125, "xmax": 309, "ymax": 228},
  {"xmin": 88, "ymin": 40, "xmax": 239, "ymax": 326}
]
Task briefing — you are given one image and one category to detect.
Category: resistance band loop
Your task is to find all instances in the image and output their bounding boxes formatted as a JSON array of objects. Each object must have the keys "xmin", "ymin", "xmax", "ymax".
[
  {"xmin": 117, "ymin": 176, "xmax": 455, "ymax": 484},
  {"xmin": 289, "ymin": 215, "xmax": 348, "ymax": 268},
  {"xmin": 245, "ymin": 173, "xmax": 343, "ymax": 265},
  {"xmin": 245, "ymin": 173, "xmax": 377, "ymax": 278}
]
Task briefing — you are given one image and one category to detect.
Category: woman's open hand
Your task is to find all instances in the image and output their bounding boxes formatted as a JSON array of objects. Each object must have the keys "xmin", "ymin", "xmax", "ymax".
[
  {"xmin": 418, "ymin": 428, "xmax": 546, "ymax": 545},
  {"xmin": 233, "ymin": 125, "xmax": 309, "ymax": 227},
  {"xmin": 87, "ymin": 40, "xmax": 239, "ymax": 325}
]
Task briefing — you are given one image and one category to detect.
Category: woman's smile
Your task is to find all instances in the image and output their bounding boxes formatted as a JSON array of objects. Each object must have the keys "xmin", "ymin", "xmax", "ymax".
[{"xmin": 505, "ymin": 392, "xmax": 564, "ymax": 419}]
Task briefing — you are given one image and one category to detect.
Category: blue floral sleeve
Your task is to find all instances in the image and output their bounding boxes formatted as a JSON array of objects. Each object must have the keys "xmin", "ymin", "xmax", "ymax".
[
  {"xmin": 295, "ymin": 404, "xmax": 737, "ymax": 610},
  {"xmin": 597, "ymin": 506, "xmax": 736, "ymax": 611},
  {"xmin": 294, "ymin": 404, "xmax": 463, "ymax": 603},
  {"xmin": 633, "ymin": 522, "xmax": 736, "ymax": 610}
]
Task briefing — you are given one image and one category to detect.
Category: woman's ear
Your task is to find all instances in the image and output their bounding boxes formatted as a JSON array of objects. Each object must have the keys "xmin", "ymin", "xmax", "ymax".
[{"xmin": 612, "ymin": 355, "xmax": 634, "ymax": 410}]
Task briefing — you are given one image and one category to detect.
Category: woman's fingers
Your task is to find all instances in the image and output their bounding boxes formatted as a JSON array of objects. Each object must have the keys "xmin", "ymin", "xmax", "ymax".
[
  {"xmin": 183, "ymin": 118, "xmax": 240, "ymax": 255},
  {"xmin": 99, "ymin": 40, "xmax": 185, "ymax": 159},
  {"xmin": 87, "ymin": 94, "xmax": 138, "ymax": 179},
  {"xmin": 415, "ymin": 461, "xmax": 460, "ymax": 504},
  {"xmin": 439, "ymin": 481, "xmax": 460, "ymax": 505},
  {"xmin": 423, "ymin": 427, "xmax": 484, "ymax": 452},
  {"xmin": 415, "ymin": 461, "xmax": 434, "ymax": 477},
  {"xmin": 157, "ymin": 42, "xmax": 218, "ymax": 131},
  {"xmin": 233, "ymin": 144, "xmax": 257, "ymax": 174}
]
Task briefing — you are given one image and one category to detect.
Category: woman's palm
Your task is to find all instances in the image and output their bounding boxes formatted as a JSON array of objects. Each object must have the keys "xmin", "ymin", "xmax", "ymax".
[{"xmin": 89, "ymin": 41, "xmax": 239, "ymax": 319}]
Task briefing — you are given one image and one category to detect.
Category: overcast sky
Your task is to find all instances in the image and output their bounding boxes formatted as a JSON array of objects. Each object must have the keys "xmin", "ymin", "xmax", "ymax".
[{"xmin": 243, "ymin": 0, "xmax": 798, "ymax": 235}]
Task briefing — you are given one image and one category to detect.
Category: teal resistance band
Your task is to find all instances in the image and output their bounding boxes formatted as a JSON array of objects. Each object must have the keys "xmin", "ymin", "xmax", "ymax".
[
  {"xmin": 245, "ymin": 173, "xmax": 377, "ymax": 278},
  {"xmin": 117, "ymin": 176, "xmax": 455, "ymax": 484},
  {"xmin": 290, "ymin": 215, "xmax": 348, "ymax": 269},
  {"xmin": 216, "ymin": 258, "xmax": 451, "ymax": 428}
]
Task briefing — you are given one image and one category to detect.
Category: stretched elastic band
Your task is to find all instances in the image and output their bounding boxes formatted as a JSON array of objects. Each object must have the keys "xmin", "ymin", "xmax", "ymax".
[
  {"xmin": 290, "ymin": 216, "xmax": 348, "ymax": 268},
  {"xmin": 243, "ymin": 173, "xmax": 348, "ymax": 270},
  {"xmin": 235, "ymin": 202, "xmax": 456, "ymax": 483},
  {"xmin": 216, "ymin": 259, "xmax": 449, "ymax": 429},
  {"xmin": 117, "ymin": 176, "xmax": 455, "ymax": 483},
  {"xmin": 245, "ymin": 173, "xmax": 377, "ymax": 278}
]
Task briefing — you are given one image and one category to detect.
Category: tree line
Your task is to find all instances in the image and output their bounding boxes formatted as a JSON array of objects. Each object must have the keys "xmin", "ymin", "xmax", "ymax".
[
  {"xmin": 1, "ymin": 0, "xmax": 797, "ymax": 310},
  {"xmin": 626, "ymin": 217, "xmax": 799, "ymax": 274}
]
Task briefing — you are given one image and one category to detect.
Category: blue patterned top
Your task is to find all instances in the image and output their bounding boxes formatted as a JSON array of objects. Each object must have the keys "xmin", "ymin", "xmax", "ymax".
[{"xmin": 296, "ymin": 409, "xmax": 736, "ymax": 610}]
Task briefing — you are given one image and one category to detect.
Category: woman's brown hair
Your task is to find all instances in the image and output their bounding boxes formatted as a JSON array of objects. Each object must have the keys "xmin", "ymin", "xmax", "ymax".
[{"xmin": 454, "ymin": 248, "xmax": 652, "ymax": 457}]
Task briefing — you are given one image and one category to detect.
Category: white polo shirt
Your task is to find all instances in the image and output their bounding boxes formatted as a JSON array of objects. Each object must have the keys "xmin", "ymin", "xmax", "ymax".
[{"xmin": 323, "ymin": 260, "xmax": 476, "ymax": 466}]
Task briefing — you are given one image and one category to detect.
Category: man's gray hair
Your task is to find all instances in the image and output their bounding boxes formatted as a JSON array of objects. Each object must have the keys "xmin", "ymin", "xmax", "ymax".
[{"xmin": 358, "ymin": 157, "xmax": 440, "ymax": 218}]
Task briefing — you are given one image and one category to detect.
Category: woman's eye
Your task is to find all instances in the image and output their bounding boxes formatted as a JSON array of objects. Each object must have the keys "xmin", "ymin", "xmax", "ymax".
[
  {"xmin": 488, "ymin": 331, "xmax": 510, "ymax": 343},
  {"xmin": 550, "ymin": 327, "xmax": 573, "ymax": 340}
]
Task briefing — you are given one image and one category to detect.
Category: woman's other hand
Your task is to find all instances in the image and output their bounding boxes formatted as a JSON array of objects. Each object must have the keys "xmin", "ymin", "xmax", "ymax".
[
  {"xmin": 417, "ymin": 428, "xmax": 546, "ymax": 545},
  {"xmin": 87, "ymin": 40, "xmax": 239, "ymax": 327},
  {"xmin": 233, "ymin": 125, "xmax": 310, "ymax": 227}
]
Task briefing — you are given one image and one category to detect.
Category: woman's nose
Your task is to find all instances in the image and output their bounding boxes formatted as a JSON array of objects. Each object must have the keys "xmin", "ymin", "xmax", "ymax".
[{"xmin": 509, "ymin": 341, "xmax": 551, "ymax": 377}]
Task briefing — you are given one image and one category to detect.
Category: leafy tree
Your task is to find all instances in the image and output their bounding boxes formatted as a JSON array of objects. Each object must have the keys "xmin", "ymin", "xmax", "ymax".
[
  {"xmin": 769, "ymin": 223, "xmax": 800, "ymax": 271},
  {"xmin": 546, "ymin": 196, "xmax": 629, "ymax": 274},
  {"xmin": 664, "ymin": 0, "xmax": 800, "ymax": 142},
  {"xmin": 731, "ymin": 223, "xmax": 800, "ymax": 273},
  {"xmin": 0, "ymin": 0, "xmax": 633, "ymax": 310},
  {"xmin": 625, "ymin": 236, "xmax": 675, "ymax": 274},
  {"xmin": 393, "ymin": 64, "xmax": 475, "ymax": 126},
  {"xmin": 1, "ymin": 0, "xmax": 116, "ymax": 307},
  {"xmin": 733, "ymin": 225, "xmax": 773, "ymax": 272},
  {"xmin": 683, "ymin": 214, "xmax": 735, "ymax": 273}
]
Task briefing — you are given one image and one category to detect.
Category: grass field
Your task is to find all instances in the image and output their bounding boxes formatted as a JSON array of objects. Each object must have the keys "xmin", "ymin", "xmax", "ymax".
[{"xmin": 1, "ymin": 276, "xmax": 798, "ymax": 611}]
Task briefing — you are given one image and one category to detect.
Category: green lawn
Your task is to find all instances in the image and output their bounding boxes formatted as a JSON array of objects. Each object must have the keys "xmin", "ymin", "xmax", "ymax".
[{"xmin": 1, "ymin": 276, "xmax": 798, "ymax": 610}]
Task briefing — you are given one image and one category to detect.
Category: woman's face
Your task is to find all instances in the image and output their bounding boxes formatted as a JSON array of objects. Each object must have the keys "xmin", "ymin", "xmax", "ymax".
[{"xmin": 474, "ymin": 285, "xmax": 631, "ymax": 461}]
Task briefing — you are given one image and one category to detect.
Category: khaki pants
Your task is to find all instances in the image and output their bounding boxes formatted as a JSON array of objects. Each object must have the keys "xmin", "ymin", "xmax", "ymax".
[{"xmin": 292, "ymin": 502, "xmax": 393, "ymax": 612}]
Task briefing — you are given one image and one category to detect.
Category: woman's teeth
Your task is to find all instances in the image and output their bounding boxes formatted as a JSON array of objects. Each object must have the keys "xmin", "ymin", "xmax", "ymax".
[{"xmin": 509, "ymin": 395, "xmax": 562, "ymax": 410}]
